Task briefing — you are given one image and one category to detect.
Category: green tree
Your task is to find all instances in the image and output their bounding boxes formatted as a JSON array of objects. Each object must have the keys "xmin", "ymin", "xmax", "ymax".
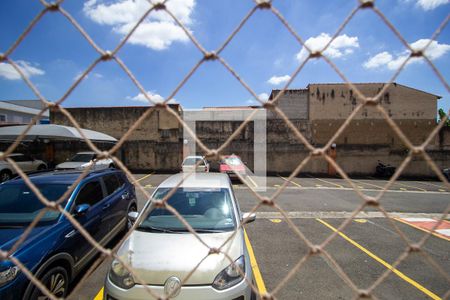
[{"xmin": 438, "ymin": 109, "xmax": 450, "ymax": 126}]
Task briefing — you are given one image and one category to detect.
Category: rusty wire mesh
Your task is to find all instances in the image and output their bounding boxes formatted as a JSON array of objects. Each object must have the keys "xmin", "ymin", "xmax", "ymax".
[{"xmin": 0, "ymin": 0, "xmax": 449, "ymax": 299}]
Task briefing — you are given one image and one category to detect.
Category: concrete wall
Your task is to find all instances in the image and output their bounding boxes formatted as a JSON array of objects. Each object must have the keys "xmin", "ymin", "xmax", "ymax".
[
  {"xmin": 269, "ymin": 89, "xmax": 308, "ymax": 120},
  {"xmin": 310, "ymin": 119, "xmax": 437, "ymax": 149},
  {"xmin": 50, "ymin": 105, "xmax": 183, "ymax": 171},
  {"xmin": 51, "ymin": 106, "xmax": 180, "ymax": 142},
  {"xmin": 308, "ymin": 83, "xmax": 438, "ymax": 120}
]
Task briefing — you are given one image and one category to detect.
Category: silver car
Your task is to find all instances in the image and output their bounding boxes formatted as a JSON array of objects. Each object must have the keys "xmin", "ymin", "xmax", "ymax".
[
  {"xmin": 104, "ymin": 173, "xmax": 256, "ymax": 300},
  {"xmin": 0, "ymin": 153, "xmax": 47, "ymax": 182},
  {"xmin": 56, "ymin": 151, "xmax": 115, "ymax": 170},
  {"xmin": 181, "ymin": 156, "xmax": 210, "ymax": 173}
]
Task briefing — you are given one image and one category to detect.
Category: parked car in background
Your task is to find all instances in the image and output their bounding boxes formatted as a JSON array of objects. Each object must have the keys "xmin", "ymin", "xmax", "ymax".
[
  {"xmin": 375, "ymin": 160, "xmax": 396, "ymax": 177},
  {"xmin": 0, "ymin": 153, "xmax": 47, "ymax": 182},
  {"xmin": 219, "ymin": 155, "xmax": 246, "ymax": 178},
  {"xmin": 0, "ymin": 169, "xmax": 137, "ymax": 300},
  {"xmin": 105, "ymin": 173, "xmax": 256, "ymax": 300},
  {"xmin": 181, "ymin": 155, "xmax": 209, "ymax": 173},
  {"xmin": 443, "ymin": 168, "xmax": 450, "ymax": 180},
  {"xmin": 55, "ymin": 151, "xmax": 114, "ymax": 171}
]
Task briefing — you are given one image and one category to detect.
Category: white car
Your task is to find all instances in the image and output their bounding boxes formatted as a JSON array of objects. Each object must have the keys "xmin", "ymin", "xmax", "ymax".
[
  {"xmin": 55, "ymin": 151, "xmax": 114, "ymax": 171},
  {"xmin": 0, "ymin": 153, "xmax": 47, "ymax": 182},
  {"xmin": 104, "ymin": 173, "xmax": 256, "ymax": 300},
  {"xmin": 181, "ymin": 156, "xmax": 210, "ymax": 173}
]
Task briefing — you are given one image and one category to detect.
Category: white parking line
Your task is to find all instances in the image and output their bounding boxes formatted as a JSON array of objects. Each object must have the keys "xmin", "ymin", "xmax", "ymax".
[
  {"xmin": 278, "ymin": 175, "xmax": 302, "ymax": 188},
  {"xmin": 307, "ymin": 175, "xmax": 343, "ymax": 188}
]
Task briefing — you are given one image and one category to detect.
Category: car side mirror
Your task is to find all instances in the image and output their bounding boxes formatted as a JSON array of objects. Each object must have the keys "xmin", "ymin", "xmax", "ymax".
[
  {"xmin": 128, "ymin": 211, "xmax": 139, "ymax": 224},
  {"xmin": 242, "ymin": 212, "xmax": 256, "ymax": 224},
  {"xmin": 74, "ymin": 204, "xmax": 90, "ymax": 217}
]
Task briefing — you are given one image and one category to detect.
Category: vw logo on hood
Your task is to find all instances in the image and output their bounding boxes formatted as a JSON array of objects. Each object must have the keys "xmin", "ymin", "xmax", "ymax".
[{"xmin": 164, "ymin": 276, "xmax": 181, "ymax": 298}]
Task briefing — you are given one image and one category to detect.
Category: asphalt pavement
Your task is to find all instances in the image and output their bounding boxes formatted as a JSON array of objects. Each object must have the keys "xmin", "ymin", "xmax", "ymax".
[{"xmin": 68, "ymin": 173, "xmax": 450, "ymax": 300}]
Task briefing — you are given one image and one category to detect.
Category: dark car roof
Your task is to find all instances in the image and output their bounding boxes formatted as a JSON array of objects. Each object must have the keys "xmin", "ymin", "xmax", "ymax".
[{"xmin": 4, "ymin": 169, "xmax": 119, "ymax": 185}]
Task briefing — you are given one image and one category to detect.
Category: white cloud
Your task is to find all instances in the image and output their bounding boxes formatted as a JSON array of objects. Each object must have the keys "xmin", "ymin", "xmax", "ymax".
[
  {"xmin": 267, "ymin": 75, "xmax": 291, "ymax": 86},
  {"xmin": 246, "ymin": 93, "xmax": 269, "ymax": 105},
  {"xmin": 416, "ymin": 0, "xmax": 448, "ymax": 10},
  {"xmin": 0, "ymin": 60, "xmax": 45, "ymax": 80},
  {"xmin": 363, "ymin": 39, "xmax": 450, "ymax": 70},
  {"xmin": 83, "ymin": 0, "xmax": 195, "ymax": 50},
  {"xmin": 127, "ymin": 91, "xmax": 176, "ymax": 104},
  {"xmin": 296, "ymin": 33, "xmax": 359, "ymax": 62},
  {"xmin": 74, "ymin": 71, "xmax": 104, "ymax": 81}
]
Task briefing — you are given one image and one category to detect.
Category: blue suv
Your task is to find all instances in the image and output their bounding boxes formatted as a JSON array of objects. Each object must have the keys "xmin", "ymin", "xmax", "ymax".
[{"xmin": 0, "ymin": 169, "xmax": 137, "ymax": 300}]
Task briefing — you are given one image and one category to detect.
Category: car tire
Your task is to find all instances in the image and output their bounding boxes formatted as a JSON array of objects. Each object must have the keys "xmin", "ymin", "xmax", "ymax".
[
  {"xmin": 28, "ymin": 266, "xmax": 69, "ymax": 300},
  {"xmin": 126, "ymin": 204, "xmax": 138, "ymax": 232},
  {"xmin": 37, "ymin": 164, "xmax": 47, "ymax": 171},
  {"xmin": 0, "ymin": 169, "xmax": 12, "ymax": 182}
]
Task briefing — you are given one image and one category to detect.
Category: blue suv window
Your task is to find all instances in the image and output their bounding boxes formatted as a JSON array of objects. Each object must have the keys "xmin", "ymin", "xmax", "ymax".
[
  {"xmin": 75, "ymin": 181, "xmax": 104, "ymax": 207},
  {"xmin": 0, "ymin": 183, "xmax": 70, "ymax": 224},
  {"xmin": 103, "ymin": 174, "xmax": 122, "ymax": 195}
]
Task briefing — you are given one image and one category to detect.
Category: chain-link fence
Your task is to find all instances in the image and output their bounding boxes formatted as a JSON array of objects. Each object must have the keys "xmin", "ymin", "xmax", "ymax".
[{"xmin": 1, "ymin": 0, "xmax": 449, "ymax": 299}]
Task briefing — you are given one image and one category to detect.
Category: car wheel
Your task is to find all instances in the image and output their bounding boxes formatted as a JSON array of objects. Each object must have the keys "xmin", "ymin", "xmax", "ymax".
[
  {"xmin": 37, "ymin": 164, "xmax": 47, "ymax": 171},
  {"xmin": 126, "ymin": 204, "xmax": 137, "ymax": 231},
  {"xmin": 29, "ymin": 266, "xmax": 68, "ymax": 300},
  {"xmin": 0, "ymin": 170, "xmax": 12, "ymax": 182}
]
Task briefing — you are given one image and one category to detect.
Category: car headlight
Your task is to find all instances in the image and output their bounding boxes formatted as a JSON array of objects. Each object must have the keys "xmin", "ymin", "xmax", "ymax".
[
  {"xmin": 0, "ymin": 266, "xmax": 20, "ymax": 287},
  {"xmin": 212, "ymin": 255, "xmax": 245, "ymax": 290},
  {"xmin": 109, "ymin": 259, "xmax": 135, "ymax": 289}
]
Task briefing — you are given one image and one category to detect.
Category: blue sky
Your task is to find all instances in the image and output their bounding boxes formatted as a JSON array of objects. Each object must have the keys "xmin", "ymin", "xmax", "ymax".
[{"xmin": 0, "ymin": 0, "xmax": 449, "ymax": 113}]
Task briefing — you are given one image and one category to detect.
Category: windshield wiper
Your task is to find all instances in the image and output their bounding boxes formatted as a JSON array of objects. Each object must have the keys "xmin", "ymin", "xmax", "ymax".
[
  {"xmin": 194, "ymin": 229, "xmax": 227, "ymax": 233},
  {"xmin": 136, "ymin": 225, "xmax": 182, "ymax": 234}
]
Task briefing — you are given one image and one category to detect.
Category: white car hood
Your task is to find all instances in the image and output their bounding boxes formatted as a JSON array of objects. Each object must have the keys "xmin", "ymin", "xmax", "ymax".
[{"xmin": 117, "ymin": 229, "xmax": 244, "ymax": 285}]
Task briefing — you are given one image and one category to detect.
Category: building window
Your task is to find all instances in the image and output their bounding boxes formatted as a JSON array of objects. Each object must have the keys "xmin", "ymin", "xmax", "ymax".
[
  {"xmin": 160, "ymin": 129, "xmax": 171, "ymax": 138},
  {"xmin": 0, "ymin": 114, "xmax": 6, "ymax": 123}
]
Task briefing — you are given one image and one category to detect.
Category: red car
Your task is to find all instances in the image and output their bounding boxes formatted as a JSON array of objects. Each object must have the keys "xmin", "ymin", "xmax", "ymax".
[{"xmin": 219, "ymin": 155, "xmax": 246, "ymax": 178}]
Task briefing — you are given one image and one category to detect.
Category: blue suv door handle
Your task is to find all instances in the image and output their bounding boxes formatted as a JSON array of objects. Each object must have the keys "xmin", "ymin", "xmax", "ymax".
[{"xmin": 102, "ymin": 203, "xmax": 111, "ymax": 210}]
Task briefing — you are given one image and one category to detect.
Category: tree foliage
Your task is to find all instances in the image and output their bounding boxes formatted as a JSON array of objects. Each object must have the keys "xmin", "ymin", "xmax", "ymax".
[{"xmin": 438, "ymin": 109, "xmax": 450, "ymax": 127}]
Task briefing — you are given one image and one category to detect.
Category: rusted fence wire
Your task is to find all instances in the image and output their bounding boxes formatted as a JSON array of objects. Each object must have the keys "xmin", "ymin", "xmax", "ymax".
[{"xmin": 0, "ymin": 0, "xmax": 449, "ymax": 299}]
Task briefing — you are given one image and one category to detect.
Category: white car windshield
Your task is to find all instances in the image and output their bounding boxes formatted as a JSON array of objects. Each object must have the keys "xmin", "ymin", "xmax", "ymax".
[
  {"xmin": 138, "ymin": 188, "xmax": 236, "ymax": 233},
  {"xmin": 69, "ymin": 154, "xmax": 94, "ymax": 162},
  {"xmin": 183, "ymin": 157, "xmax": 205, "ymax": 166},
  {"xmin": 223, "ymin": 157, "xmax": 242, "ymax": 166}
]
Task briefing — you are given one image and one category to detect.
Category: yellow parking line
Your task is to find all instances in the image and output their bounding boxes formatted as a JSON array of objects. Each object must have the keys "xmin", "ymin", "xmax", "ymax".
[
  {"xmin": 94, "ymin": 287, "xmax": 103, "ymax": 300},
  {"xmin": 351, "ymin": 179, "xmax": 384, "ymax": 190},
  {"xmin": 279, "ymin": 175, "xmax": 302, "ymax": 188},
  {"xmin": 414, "ymin": 181, "xmax": 447, "ymax": 192},
  {"xmin": 310, "ymin": 176, "xmax": 343, "ymax": 188},
  {"xmin": 394, "ymin": 181, "xmax": 426, "ymax": 192},
  {"xmin": 244, "ymin": 229, "xmax": 267, "ymax": 294},
  {"xmin": 317, "ymin": 219, "xmax": 441, "ymax": 300},
  {"xmin": 136, "ymin": 172, "xmax": 154, "ymax": 183}
]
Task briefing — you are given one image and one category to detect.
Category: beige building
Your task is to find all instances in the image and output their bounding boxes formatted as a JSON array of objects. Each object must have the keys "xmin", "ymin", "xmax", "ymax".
[
  {"xmin": 270, "ymin": 83, "xmax": 441, "ymax": 148},
  {"xmin": 48, "ymin": 83, "xmax": 446, "ymax": 176}
]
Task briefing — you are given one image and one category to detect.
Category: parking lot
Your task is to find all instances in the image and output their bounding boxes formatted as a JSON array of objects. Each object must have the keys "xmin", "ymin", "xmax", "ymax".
[{"xmin": 69, "ymin": 173, "xmax": 450, "ymax": 300}]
